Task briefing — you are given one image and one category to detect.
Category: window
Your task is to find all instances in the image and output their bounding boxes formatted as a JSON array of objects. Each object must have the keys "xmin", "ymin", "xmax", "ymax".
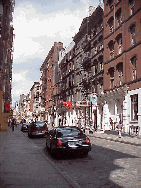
[
  {"xmin": 93, "ymin": 41, "xmax": 97, "ymax": 55},
  {"xmin": 108, "ymin": 17, "xmax": 114, "ymax": 33},
  {"xmin": 99, "ymin": 56, "xmax": 103, "ymax": 71},
  {"xmin": 116, "ymin": 8, "xmax": 122, "ymax": 26},
  {"xmin": 117, "ymin": 36, "xmax": 122, "ymax": 54},
  {"xmin": 131, "ymin": 56, "xmax": 137, "ymax": 80},
  {"xmin": 107, "ymin": 0, "xmax": 114, "ymax": 10},
  {"xmin": 116, "ymin": 63, "xmax": 123, "ymax": 85},
  {"xmin": 108, "ymin": 41, "xmax": 114, "ymax": 60},
  {"xmin": 129, "ymin": 0, "xmax": 135, "ymax": 15},
  {"xmin": 131, "ymin": 94, "xmax": 138, "ymax": 121},
  {"xmin": 130, "ymin": 24, "xmax": 136, "ymax": 46},
  {"xmin": 108, "ymin": 67, "xmax": 115, "ymax": 88}
]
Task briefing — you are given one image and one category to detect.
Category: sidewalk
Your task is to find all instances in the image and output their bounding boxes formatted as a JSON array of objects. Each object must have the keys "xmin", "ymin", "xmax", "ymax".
[
  {"xmin": 86, "ymin": 129, "xmax": 141, "ymax": 146},
  {"xmin": 0, "ymin": 126, "xmax": 74, "ymax": 188}
]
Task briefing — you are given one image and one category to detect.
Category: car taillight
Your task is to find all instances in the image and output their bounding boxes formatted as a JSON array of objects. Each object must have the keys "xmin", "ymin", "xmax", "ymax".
[
  {"xmin": 86, "ymin": 137, "xmax": 90, "ymax": 144},
  {"xmin": 57, "ymin": 139, "xmax": 62, "ymax": 146}
]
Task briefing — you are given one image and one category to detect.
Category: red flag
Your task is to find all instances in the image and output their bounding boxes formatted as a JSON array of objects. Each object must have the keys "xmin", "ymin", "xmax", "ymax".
[
  {"xmin": 5, "ymin": 101, "xmax": 10, "ymax": 111},
  {"xmin": 61, "ymin": 101, "xmax": 72, "ymax": 110}
]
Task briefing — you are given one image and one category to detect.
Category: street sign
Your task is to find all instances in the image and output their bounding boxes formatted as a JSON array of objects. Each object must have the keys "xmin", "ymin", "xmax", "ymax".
[{"xmin": 89, "ymin": 93, "xmax": 97, "ymax": 106}]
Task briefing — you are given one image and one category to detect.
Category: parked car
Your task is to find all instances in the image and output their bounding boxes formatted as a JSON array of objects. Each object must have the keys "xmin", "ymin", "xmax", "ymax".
[
  {"xmin": 28, "ymin": 121, "xmax": 48, "ymax": 138},
  {"xmin": 21, "ymin": 123, "xmax": 30, "ymax": 132},
  {"xmin": 46, "ymin": 126, "xmax": 91, "ymax": 158}
]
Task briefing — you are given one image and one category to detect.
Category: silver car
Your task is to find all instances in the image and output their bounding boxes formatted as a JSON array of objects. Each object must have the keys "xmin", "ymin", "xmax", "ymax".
[{"xmin": 28, "ymin": 121, "xmax": 48, "ymax": 138}]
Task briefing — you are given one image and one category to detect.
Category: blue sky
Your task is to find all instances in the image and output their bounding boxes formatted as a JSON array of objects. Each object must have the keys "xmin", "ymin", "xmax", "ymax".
[{"xmin": 12, "ymin": 0, "xmax": 100, "ymax": 106}]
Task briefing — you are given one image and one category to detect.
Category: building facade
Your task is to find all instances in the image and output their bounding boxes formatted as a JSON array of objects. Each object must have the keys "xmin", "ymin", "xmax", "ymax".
[
  {"xmin": 40, "ymin": 42, "xmax": 63, "ymax": 124},
  {"xmin": 102, "ymin": 0, "xmax": 141, "ymax": 135},
  {"xmin": 0, "ymin": 0, "xmax": 14, "ymax": 112},
  {"xmin": 73, "ymin": 5, "xmax": 104, "ymax": 130},
  {"xmin": 29, "ymin": 82, "xmax": 40, "ymax": 121}
]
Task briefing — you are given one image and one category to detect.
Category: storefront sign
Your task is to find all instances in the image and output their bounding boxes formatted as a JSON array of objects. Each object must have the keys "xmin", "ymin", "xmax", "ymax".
[{"xmin": 76, "ymin": 101, "xmax": 89, "ymax": 106}]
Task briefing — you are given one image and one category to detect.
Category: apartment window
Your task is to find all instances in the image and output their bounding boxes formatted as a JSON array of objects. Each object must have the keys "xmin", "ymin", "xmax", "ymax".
[
  {"xmin": 98, "ymin": 36, "xmax": 103, "ymax": 51},
  {"xmin": 130, "ymin": 24, "xmax": 136, "ymax": 46},
  {"xmin": 116, "ymin": 8, "xmax": 122, "ymax": 26},
  {"xmin": 131, "ymin": 56, "xmax": 137, "ymax": 80},
  {"xmin": 116, "ymin": 34, "xmax": 122, "ymax": 54},
  {"xmin": 93, "ymin": 41, "xmax": 97, "ymax": 55},
  {"xmin": 116, "ymin": 62, "xmax": 123, "ymax": 85},
  {"xmin": 108, "ymin": 67, "xmax": 115, "ymax": 88},
  {"xmin": 108, "ymin": 40, "xmax": 114, "ymax": 60},
  {"xmin": 129, "ymin": 0, "xmax": 135, "ymax": 15},
  {"xmin": 98, "ymin": 55, "xmax": 103, "ymax": 71},
  {"xmin": 131, "ymin": 94, "xmax": 138, "ymax": 121},
  {"xmin": 107, "ymin": 0, "xmax": 114, "ymax": 10},
  {"xmin": 108, "ymin": 17, "xmax": 114, "ymax": 33}
]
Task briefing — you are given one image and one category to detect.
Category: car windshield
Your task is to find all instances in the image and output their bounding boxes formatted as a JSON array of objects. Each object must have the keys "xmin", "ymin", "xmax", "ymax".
[{"xmin": 57, "ymin": 128, "xmax": 82, "ymax": 137}]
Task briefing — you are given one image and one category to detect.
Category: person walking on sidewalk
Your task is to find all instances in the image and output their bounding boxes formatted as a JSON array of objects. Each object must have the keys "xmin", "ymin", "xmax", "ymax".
[
  {"xmin": 11, "ymin": 118, "xmax": 16, "ymax": 131},
  {"xmin": 117, "ymin": 120, "xmax": 123, "ymax": 138}
]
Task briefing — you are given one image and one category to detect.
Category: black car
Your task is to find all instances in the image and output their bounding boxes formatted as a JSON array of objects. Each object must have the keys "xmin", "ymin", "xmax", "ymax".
[
  {"xmin": 46, "ymin": 126, "xmax": 91, "ymax": 158},
  {"xmin": 28, "ymin": 121, "xmax": 48, "ymax": 138},
  {"xmin": 21, "ymin": 123, "xmax": 30, "ymax": 132}
]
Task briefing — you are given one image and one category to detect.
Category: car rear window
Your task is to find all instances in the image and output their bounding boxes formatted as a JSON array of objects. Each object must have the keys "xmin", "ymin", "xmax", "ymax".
[
  {"xmin": 36, "ymin": 122, "xmax": 45, "ymax": 127},
  {"xmin": 57, "ymin": 128, "xmax": 82, "ymax": 137}
]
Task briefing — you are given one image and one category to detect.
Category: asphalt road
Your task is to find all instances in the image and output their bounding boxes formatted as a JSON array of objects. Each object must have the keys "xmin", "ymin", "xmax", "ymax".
[{"xmin": 22, "ymin": 127, "xmax": 141, "ymax": 188}]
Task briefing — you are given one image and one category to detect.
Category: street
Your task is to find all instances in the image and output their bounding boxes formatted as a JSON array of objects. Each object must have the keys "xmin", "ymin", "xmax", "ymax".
[{"xmin": 22, "ymin": 126, "xmax": 141, "ymax": 188}]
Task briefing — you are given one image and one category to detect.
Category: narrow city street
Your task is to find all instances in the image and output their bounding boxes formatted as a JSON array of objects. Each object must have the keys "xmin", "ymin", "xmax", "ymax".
[{"xmin": 22, "ymin": 126, "xmax": 141, "ymax": 188}]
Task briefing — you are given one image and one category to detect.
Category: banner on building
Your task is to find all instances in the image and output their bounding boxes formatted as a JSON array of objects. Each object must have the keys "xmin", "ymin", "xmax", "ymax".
[
  {"xmin": 5, "ymin": 101, "xmax": 10, "ymax": 111},
  {"xmin": 89, "ymin": 93, "xmax": 97, "ymax": 106},
  {"xmin": 61, "ymin": 101, "xmax": 72, "ymax": 110}
]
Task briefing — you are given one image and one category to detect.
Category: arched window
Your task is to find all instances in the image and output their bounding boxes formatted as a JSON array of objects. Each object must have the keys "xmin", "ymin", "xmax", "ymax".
[
  {"xmin": 129, "ymin": 24, "xmax": 136, "ymax": 46},
  {"xmin": 116, "ymin": 62, "xmax": 123, "ymax": 85},
  {"xmin": 108, "ymin": 67, "xmax": 115, "ymax": 88},
  {"xmin": 108, "ymin": 40, "xmax": 114, "ymax": 59},
  {"xmin": 130, "ymin": 55, "xmax": 137, "ymax": 80},
  {"xmin": 108, "ymin": 16, "xmax": 114, "ymax": 33},
  {"xmin": 115, "ymin": 33, "xmax": 122, "ymax": 54},
  {"xmin": 129, "ymin": 0, "xmax": 135, "ymax": 15},
  {"xmin": 115, "ymin": 8, "xmax": 122, "ymax": 26}
]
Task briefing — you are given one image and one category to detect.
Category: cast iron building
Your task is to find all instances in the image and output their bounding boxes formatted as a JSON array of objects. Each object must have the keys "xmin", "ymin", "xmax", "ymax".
[{"xmin": 73, "ymin": 5, "xmax": 104, "ymax": 130}]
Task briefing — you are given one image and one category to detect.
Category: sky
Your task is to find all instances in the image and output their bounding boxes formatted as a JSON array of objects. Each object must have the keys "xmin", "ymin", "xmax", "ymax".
[{"xmin": 12, "ymin": 0, "xmax": 100, "ymax": 107}]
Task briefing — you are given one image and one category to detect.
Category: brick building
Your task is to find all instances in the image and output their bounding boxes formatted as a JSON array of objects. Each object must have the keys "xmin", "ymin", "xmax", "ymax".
[
  {"xmin": 40, "ymin": 42, "xmax": 63, "ymax": 124},
  {"xmin": 102, "ymin": 0, "xmax": 141, "ymax": 135}
]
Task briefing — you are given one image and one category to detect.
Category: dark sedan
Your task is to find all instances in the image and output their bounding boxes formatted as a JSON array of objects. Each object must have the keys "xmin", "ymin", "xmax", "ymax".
[
  {"xmin": 21, "ymin": 123, "xmax": 30, "ymax": 132},
  {"xmin": 28, "ymin": 121, "xmax": 48, "ymax": 138},
  {"xmin": 46, "ymin": 126, "xmax": 91, "ymax": 158}
]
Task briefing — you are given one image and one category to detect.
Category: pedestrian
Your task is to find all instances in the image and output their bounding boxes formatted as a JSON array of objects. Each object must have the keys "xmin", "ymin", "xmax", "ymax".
[
  {"xmin": 117, "ymin": 120, "xmax": 123, "ymax": 138},
  {"xmin": 11, "ymin": 118, "xmax": 15, "ymax": 131},
  {"xmin": 109, "ymin": 117, "xmax": 113, "ymax": 130}
]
